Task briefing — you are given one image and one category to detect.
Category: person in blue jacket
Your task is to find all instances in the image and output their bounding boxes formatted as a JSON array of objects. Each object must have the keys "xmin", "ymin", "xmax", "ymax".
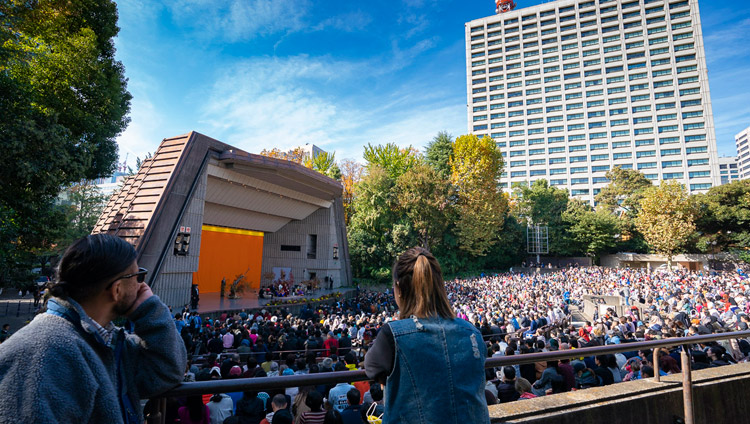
[{"xmin": 364, "ymin": 247, "xmax": 490, "ymax": 424}]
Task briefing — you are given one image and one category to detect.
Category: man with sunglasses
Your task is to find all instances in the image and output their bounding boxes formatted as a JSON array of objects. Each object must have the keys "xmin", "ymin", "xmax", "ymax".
[{"xmin": 0, "ymin": 234, "xmax": 187, "ymax": 424}]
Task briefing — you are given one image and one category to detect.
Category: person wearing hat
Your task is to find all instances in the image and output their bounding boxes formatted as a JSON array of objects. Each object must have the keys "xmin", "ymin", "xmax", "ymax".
[{"xmin": 209, "ymin": 366, "xmax": 222, "ymax": 379}]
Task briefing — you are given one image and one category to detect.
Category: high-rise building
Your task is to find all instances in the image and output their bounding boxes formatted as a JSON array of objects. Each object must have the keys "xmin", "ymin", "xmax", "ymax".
[
  {"xmin": 736, "ymin": 127, "xmax": 750, "ymax": 180},
  {"xmin": 465, "ymin": 0, "xmax": 720, "ymax": 203},
  {"xmin": 717, "ymin": 156, "xmax": 740, "ymax": 184},
  {"xmin": 299, "ymin": 143, "xmax": 326, "ymax": 160}
]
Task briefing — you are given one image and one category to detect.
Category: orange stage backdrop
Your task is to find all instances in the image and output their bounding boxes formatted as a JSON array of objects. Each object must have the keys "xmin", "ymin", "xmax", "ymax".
[{"xmin": 193, "ymin": 225, "xmax": 264, "ymax": 293}]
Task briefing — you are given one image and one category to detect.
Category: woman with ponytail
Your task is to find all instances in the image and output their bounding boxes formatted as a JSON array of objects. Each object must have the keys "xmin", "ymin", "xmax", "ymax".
[{"xmin": 364, "ymin": 247, "xmax": 490, "ymax": 424}]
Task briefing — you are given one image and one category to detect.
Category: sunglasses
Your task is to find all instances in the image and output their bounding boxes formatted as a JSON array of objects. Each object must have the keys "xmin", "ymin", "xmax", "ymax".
[{"xmin": 106, "ymin": 267, "xmax": 148, "ymax": 289}]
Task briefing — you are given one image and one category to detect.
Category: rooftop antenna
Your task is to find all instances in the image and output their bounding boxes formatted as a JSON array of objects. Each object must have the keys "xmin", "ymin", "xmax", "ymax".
[{"xmin": 496, "ymin": 0, "xmax": 517, "ymax": 14}]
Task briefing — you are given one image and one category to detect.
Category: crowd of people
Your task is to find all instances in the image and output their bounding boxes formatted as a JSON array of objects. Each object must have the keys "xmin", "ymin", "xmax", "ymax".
[
  {"xmin": 161, "ymin": 264, "xmax": 750, "ymax": 423},
  {"xmin": 6, "ymin": 235, "xmax": 749, "ymax": 424}
]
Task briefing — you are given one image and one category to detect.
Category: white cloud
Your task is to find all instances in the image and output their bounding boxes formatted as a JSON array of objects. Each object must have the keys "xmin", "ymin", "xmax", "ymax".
[
  {"xmin": 115, "ymin": 78, "xmax": 167, "ymax": 168},
  {"xmin": 197, "ymin": 55, "xmax": 465, "ymax": 161},
  {"xmin": 704, "ymin": 17, "xmax": 750, "ymax": 63},
  {"xmin": 312, "ymin": 11, "xmax": 372, "ymax": 32},
  {"xmin": 168, "ymin": 0, "xmax": 311, "ymax": 41}
]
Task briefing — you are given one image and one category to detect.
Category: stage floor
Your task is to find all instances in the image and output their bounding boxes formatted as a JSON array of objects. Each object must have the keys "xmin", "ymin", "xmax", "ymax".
[{"xmin": 195, "ymin": 288, "xmax": 353, "ymax": 314}]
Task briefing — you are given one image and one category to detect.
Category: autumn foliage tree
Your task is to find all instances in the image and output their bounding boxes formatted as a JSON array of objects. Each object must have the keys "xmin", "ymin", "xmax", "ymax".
[
  {"xmin": 259, "ymin": 147, "xmax": 307, "ymax": 164},
  {"xmin": 635, "ymin": 180, "xmax": 696, "ymax": 269},
  {"xmin": 339, "ymin": 159, "xmax": 363, "ymax": 225},
  {"xmin": 450, "ymin": 135, "xmax": 507, "ymax": 256}
]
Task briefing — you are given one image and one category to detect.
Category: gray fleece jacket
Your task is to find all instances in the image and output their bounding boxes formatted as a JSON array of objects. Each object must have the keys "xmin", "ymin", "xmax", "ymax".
[{"xmin": 0, "ymin": 295, "xmax": 187, "ymax": 424}]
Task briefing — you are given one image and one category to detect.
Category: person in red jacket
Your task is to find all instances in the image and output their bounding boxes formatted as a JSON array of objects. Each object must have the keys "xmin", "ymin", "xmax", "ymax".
[{"xmin": 322, "ymin": 332, "xmax": 339, "ymax": 357}]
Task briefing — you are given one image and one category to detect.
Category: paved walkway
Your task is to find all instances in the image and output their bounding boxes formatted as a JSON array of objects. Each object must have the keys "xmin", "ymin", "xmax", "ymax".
[
  {"xmin": 0, "ymin": 290, "xmax": 40, "ymax": 333},
  {"xmin": 569, "ymin": 304, "xmax": 589, "ymax": 328}
]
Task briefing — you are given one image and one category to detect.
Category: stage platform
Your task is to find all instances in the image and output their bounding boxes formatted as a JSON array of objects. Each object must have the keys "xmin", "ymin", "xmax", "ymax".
[{"xmin": 195, "ymin": 288, "xmax": 355, "ymax": 314}]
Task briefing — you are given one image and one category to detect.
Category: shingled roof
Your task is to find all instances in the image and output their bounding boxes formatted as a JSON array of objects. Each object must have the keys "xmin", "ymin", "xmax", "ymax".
[
  {"xmin": 92, "ymin": 133, "xmax": 196, "ymax": 248},
  {"xmin": 93, "ymin": 131, "xmax": 343, "ymax": 258}
]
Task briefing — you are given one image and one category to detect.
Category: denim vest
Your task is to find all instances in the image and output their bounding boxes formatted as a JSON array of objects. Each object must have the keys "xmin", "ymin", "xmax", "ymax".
[{"xmin": 384, "ymin": 316, "xmax": 490, "ymax": 424}]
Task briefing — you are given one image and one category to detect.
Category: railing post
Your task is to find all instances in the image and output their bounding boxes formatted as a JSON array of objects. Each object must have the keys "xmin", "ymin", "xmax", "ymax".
[
  {"xmin": 159, "ymin": 397, "xmax": 167, "ymax": 424},
  {"xmin": 681, "ymin": 345, "xmax": 694, "ymax": 424},
  {"xmin": 653, "ymin": 348, "xmax": 660, "ymax": 382}
]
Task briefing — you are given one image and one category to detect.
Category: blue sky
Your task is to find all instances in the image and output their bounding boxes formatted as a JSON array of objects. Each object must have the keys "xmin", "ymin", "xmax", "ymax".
[{"xmin": 113, "ymin": 0, "xmax": 750, "ymax": 166}]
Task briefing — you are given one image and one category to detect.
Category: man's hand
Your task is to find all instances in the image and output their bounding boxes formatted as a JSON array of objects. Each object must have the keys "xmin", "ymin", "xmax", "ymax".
[{"xmin": 126, "ymin": 283, "xmax": 154, "ymax": 317}]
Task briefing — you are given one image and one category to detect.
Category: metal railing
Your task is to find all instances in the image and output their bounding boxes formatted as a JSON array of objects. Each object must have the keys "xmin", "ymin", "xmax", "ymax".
[
  {"xmin": 190, "ymin": 330, "xmax": 530, "ymax": 360},
  {"xmin": 0, "ymin": 300, "xmax": 38, "ymax": 317},
  {"xmin": 147, "ymin": 330, "xmax": 750, "ymax": 424}
]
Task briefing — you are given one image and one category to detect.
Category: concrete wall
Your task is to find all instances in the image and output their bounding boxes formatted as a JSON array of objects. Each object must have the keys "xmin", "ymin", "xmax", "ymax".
[
  {"xmin": 600, "ymin": 253, "xmax": 713, "ymax": 270},
  {"xmin": 489, "ymin": 363, "xmax": 750, "ymax": 424},
  {"xmin": 580, "ymin": 295, "xmax": 643, "ymax": 322},
  {"xmin": 151, "ymin": 168, "xmax": 207, "ymax": 309},
  {"xmin": 261, "ymin": 204, "xmax": 349, "ymax": 289},
  {"xmin": 150, "ymin": 168, "xmax": 352, "ymax": 309}
]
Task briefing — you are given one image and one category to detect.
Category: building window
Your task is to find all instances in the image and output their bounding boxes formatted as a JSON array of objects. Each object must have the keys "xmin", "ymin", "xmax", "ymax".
[{"xmin": 307, "ymin": 234, "xmax": 318, "ymax": 259}]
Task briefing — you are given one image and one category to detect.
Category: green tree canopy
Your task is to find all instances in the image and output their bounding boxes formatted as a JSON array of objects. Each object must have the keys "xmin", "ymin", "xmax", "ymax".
[
  {"xmin": 61, "ymin": 182, "xmax": 108, "ymax": 245},
  {"xmin": 513, "ymin": 179, "xmax": 569, "ymax": 226},
  {"xmin": 424, "ymin": 131, "xmax": 454, "ymax": 179},
  {"xmin": 693, "ymin": 180, "xmax": 750, "ymax": 251},
  {"xmin": 0, "ymin": 0, "xmax": 130, "ymax": 286},
  {"xmin": 363, "ymin": 143, "xmax": 420, "ymax": 180},
  {"xmin": 304, "ymin": 151, "xmax": 342, "ymax": 180},
  {"xmin": 511, "ymin": 180, "xmax": 576, "ymax": 256},
  {"xmin": 563, "ymin": 199, "xmax": 620, "ymax": 260},
  {"xmin": 595, "ymin": 167, "xmax": 653, "ymax": 218},
  {"xmin": 396, "ymin": 163, "xmax": 450, "ymax": 251},
  {"xmin": 347, "ymin": 167, "xmax": 411, "ymax": 282}
]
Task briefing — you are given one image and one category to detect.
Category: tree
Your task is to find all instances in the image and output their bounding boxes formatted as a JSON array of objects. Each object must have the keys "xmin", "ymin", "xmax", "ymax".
[
  {"xmin": 362, "ymin": 143, "xmax": 420, "ymax": 180},
  {"xmin": 61, "ymin": 182, "xmax": 108, "ymax": 244},
  {"xmin": 259, "ymin": 147, "xmax": 307, "ymax": 164},
  {"xmin": 0, "ymin": 0, "xmax": 131, "ymax": 286},
  {"xmin": 450, "ymin": 135, "xmax": 507, "ymax": 256},
  {"xmin": 424, "ymin": 131, "xmax": 454, "ymax": 179},
  {"xmin": 693, "ymin": 180, "xmax": 750, "ymax": 252},
  {"xmin": 347, "ymin": 167, "xmax": 411, "ymax": 282},
  {"xmin": 512, "ymin": 180, "xmax": 574, "ymax": 256},
  {"xmin": 563, "ymin": 199, "xmax": 620, "ymax": 261},
  {"xmin": 133, "ymin": 152, "xmax": 153, "ymax": 175},
  {"xmin": 635, "ymin": 181, "xmax": 696, "ymax": 269},
  {"xmin": 513, "ymin": 180, "xmax": 569, "ymax": 226},
  {"xmin": 339, "ymin": 159, "xmax": 363, "ymax": 226},
  {"xmin": 304, "ymin": 152, "xmax": 341, "ymax": 180},
  {"xmin": 595, "ymin": 167, "xmax": 653, "ymax": 218},
  {"xmin": 396, "ymin": 164, "xmax": 451, "ymax": 250},
  {"xmin": 594, "ymin": 167, "xmax": 652, "ymax": 253}
]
